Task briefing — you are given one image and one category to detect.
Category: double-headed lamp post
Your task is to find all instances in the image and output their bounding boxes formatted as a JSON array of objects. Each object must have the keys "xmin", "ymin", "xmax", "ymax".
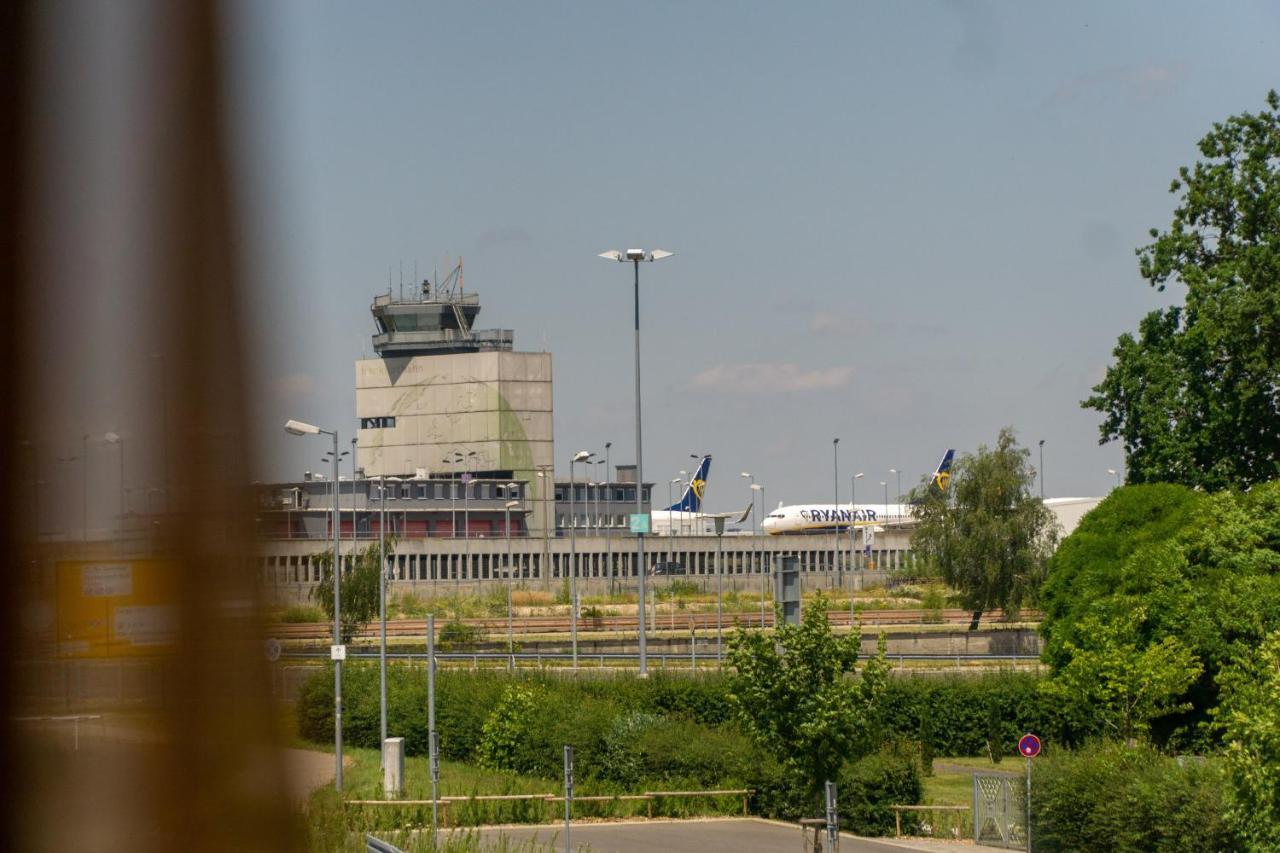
[
  {"xmin": 374, "ymin": 474, "xmax": 402, "ymax": 769},
  {"xmin": 1108, "ymin": 468, "xmax": 1121, "ymax": 488},
  {"xmin": 851, "ymin": 472, "xmax": 864, "ymax": 571},
  {"xmin": 751, "ymin": 482, "xmax": 765, "ymax": 624},
  {"xmin": 599, "ymin": 247, "xmax": 672, "ymax": 677},
  {"xmin": 498, "ymin": 483, "xmax": 520, "ymax": 661},
  {"xmin": 569, "ymin": 450, "xmax": 594, "ymax": 668},
  {"xmin": 285, "ymin": 419, "xmax": 344, "ymax": 791}
]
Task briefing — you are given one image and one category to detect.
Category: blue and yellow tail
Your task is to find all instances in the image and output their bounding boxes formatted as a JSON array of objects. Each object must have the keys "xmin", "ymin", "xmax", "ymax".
[
  {"xmin": 668, "ymin": 455, "xmax": 712, "ymax": 512},
  {"xmin": 930, "ymin": 449, "xmax": 955, "ymax": 495}
]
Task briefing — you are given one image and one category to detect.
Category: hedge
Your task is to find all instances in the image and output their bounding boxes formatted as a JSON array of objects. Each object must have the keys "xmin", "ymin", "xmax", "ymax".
[
  {"xmin": 1030, "ymin": 741, "xmax": 1241, "ymax": 852},
  {"xmin": 298, "ymin": 666, "xmax": 1083, "ymax": 764}
]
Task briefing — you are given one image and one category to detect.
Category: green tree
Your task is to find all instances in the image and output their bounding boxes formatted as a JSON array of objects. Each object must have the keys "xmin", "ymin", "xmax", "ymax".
[
  {"xmin": 727, "ymin": 593, "xmax": 890, "ymax": 800},
  {"xmin": 1041, "ymin": 609, "xmax": 1201, "ymax": 744},
  {"xmin": 1084, "ymin": 90, "xmax": 1280, "ymax": 490},
  {"xmin": 1214, "ymin": 630, "xmax": 1280, "ymax": 851},
  {"xmin": 310, "ymin": 540, "xmax": 391, "ymax": 643},
  {"xmin": 909, "ymin": 427, "xmax": 1058, "ymax": 630},
  {"xmin": 1041, "ymin": 481, "xmax": 1280, "ymax": 746}
]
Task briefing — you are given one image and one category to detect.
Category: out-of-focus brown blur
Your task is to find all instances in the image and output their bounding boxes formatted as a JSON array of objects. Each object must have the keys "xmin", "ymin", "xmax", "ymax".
[{"xmin": 5, "ymin": 2, "xmax": 300, "ymax": 850}]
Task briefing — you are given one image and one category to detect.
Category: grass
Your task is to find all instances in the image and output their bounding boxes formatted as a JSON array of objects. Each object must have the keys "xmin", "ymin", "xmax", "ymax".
[{"xmin": 909, "ymin": 756, "xmax": 1018, "ymax": 842}]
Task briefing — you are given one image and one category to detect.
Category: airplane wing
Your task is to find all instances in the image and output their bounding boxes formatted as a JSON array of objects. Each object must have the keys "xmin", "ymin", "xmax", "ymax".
[{"xmin": 701, "ymin": 502, "xmax": 754, "ymax": 524}]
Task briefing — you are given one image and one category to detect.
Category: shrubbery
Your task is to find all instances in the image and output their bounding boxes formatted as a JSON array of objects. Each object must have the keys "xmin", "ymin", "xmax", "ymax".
[
  {"xmin": 1031, "ymin": 741, "xmax": 1241, "ymax": 852},
  {"xmin": 839, "ymin": 740, "xmax": 925, "ymax": 836},
  {"xmin": 297, "ymin": 666, "xmax": 1077, "ymax": 764}
]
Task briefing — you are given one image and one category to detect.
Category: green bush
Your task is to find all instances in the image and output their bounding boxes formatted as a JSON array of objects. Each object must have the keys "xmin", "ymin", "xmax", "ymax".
[
  {"xmin": 838, "ymin": 740, "xmax": 925, "ymax": 836},
  {"xmin": 280, "ymin": 603, "xmax": 324, "ymax": 623},
  {"xmin": 438, "ymin": 619, "xmax": 482, "ymax": 650},
  {"xmin": 476, "ymin": 684, "xmax": 540, "ymax": 770},
  {"xmin": 1031, "ymin": 741, "xmax": 1240, "ymax": 852}
]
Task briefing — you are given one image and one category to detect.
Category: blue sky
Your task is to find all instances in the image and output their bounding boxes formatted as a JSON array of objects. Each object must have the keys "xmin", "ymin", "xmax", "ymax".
[{"xmin": 229, "ymin": 0, "xmax": 1279, "ymax": 509}]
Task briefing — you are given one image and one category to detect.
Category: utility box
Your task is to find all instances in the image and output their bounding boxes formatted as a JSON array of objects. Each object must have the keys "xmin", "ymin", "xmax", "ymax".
[
  {"xmin": 775, "ymin": 555, "xmax": 801, "ymax": 626},
  {"xmin": 384, "ymin": 737, "xmax": 404, "ymax": 797}
]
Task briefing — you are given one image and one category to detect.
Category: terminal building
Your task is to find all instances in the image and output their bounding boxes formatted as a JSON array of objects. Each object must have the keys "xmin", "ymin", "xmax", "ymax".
[{"xmin": 253, "ymin": 264, "xmax": 924, "ymax": 600}]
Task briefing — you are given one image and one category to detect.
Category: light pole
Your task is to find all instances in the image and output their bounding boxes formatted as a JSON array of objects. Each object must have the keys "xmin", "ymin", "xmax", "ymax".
[
  {"xmin": 668, "ymin": 477, "xmax": 680, "ymax": 565},
  {"xmin": 881, "ymin": 481, "xmax": 888, "ymax": 510},
  {"xmin": 1038, "ymin": 440, "xmax": 1045, "ymax": 499},
  {"xmin": 677, "ymin": 470, "xmax": 688, "ymax": 539},
  {"xmin": 741, "ymin": 472, "xmax": 754, "ymax": 594},
  {"xmin": 604, "ymin": 442, "xmax": 613, "ymax": 593},
  {"xmin": 1107, "ymin": 468, "xmax": 1121, "ymax": 488},
  {"xmin": 499, "ymin": 487, "xmax": 520, "ymax": 663},
  {"xmin": 444, "ymin": 454, "xmax": 461, "ymax": 588},
  {"xmin": 285, "ymin": 419, "xmax": 343, "ymax": 791},
  {"xmin": 569, "ymin": 450, "xmax": 594, "ymax": 668},
  {"xmin": 851, "ymin": 472, "xmax": 864, "ymax": 574},
  {"xmin": 536, "ymin": 466, "xmax": 553, "ymax": 589},
  {"xmin": 833, "ymin": 438, "xmax": 840, "ymax": 582},
  {"xmin": 751, "ymin": 483, "xmax": 765, "ymax": 625},
  {"xmin": 375, "ymin": 474, "xmax": 401, "ymax": 769},
  {"xmin": 463, "ymin": 450, "xmax": 477, "ymax": 586},
  {"xmin": 890, "ymin": 468, "xmax": 901, "ymax": 508},
  {"xmin": 599, "ymin": 247, "xmax": 672, "ymax": 676}
]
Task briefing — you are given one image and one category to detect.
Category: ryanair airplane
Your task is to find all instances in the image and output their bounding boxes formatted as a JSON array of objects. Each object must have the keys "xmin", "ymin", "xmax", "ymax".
[
  {"xmin": 761, "ymin": 449, "xmax": 955, "ymax": 535},
  {"xmin": 651, "ymin": 456, "xmax": 750, "ymax": 535}
]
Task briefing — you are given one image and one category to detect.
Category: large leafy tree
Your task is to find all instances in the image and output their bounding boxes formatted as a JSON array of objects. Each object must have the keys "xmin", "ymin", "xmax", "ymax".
[
  {"xmin": 1084, "ymin": 90, "xmax": 1280, "ymax": 490},
  {"xmin": 1040, "ymin": 609, "xmax": 1202, "ymax": 745},
  {"xmin": 310, "ymin": 540, "xmax": 391, "ymax": 643},
  {"xmin": 1215, "ymin": 630, "xmax": 1280, "ymax": 851},
  {"xmin": 909, "ymin": 427, "xmax": 1058, "ymax": 630},
  {"xmin": 727, "ymin": 594, "xmax": 890, "ymax": 799},
  {"xmin": 1041, "ymin": 482, "xmax": 1280, "ymax": 747}
]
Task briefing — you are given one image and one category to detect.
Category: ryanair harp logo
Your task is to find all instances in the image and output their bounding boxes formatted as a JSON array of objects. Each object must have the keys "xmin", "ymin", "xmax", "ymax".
[
  {"xmin": 934, "ymin": 470, "xmax": 951, "ymax": 493},
  {"xmin": 691, "ymin": 479, "xmax": 706, "ymax": 500}
]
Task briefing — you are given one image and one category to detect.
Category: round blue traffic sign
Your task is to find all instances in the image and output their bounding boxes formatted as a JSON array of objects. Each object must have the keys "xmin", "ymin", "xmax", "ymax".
[{"xmin": 1018, "ymin": 733, "xmax": 1041, "ymax": 758}]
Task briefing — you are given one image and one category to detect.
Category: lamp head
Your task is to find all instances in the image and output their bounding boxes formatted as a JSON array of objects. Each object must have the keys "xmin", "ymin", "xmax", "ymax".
[
  {"xmin": 505, "ymin": 500, "xmax": 520, "ymax": 509},
  {"xmin": 284, "ymin": 419, "xmax": 320, "ymax": 436},
  {"xmin": 572, "ymin": 450, "xmax": 594, "ymax": 463}
]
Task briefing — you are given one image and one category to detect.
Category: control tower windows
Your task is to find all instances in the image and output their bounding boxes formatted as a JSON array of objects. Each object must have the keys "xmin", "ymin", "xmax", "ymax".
[{"xmin": 360, "ymin": 416, "xmax": 396, "ymax": 429}]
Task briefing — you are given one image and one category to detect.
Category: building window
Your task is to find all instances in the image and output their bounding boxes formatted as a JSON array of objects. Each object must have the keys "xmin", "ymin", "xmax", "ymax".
[
  {"xmin": 554, "ymin": 488, "xmax": 565, "ymax": 501},
  {"xmin": 400, "ymin": 484, "xmax": 411, "ymax": 498},
  {"xmin": 433, "ymin": 483, "xmax": 444, "ymax": 499},
  {"xmin": 417, "ymin": 484, "xmax": 428, "ymax": 499},
  {"xmin": 479, "ymin": 484, "xmax": 490, "ymax": 500},
  {"xmin": 359, "ymin": 416, "xmax": 396, "ymax": 429}
]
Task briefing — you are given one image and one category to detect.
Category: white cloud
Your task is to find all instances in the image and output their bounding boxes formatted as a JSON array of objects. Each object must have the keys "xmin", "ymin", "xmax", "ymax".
[
  {"xmin": 688, "ymin": 362, "xmax": 854, "ymax": 394},
  {"xmin": 1046, "ymin": 62, "xmax": 1188, "ymax": 105}
]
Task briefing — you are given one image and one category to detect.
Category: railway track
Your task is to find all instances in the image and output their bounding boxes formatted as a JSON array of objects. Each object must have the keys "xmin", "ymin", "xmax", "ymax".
[{"xmin": 270, "ymin": 608, "xmax": 1038, "ymax": 640}]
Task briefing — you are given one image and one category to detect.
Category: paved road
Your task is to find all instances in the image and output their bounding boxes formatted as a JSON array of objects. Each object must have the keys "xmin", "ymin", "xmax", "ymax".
[{"xmin": 458, "ymin": 817, "xmax": 1006, "ymax": 853}]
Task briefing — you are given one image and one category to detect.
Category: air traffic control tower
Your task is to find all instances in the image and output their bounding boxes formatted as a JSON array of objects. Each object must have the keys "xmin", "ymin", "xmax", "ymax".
[{"xmin": 354, "ymin": 262, "xmax": 553, "ymax": 517}]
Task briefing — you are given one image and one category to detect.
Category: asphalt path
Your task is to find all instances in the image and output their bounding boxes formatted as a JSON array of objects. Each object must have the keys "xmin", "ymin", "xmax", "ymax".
[{"xmin": 457, "ymin": 817, "xmax": 1007, "ymax": 852}]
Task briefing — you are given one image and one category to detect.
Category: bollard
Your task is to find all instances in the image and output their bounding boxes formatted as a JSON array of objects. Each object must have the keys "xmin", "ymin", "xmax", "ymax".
[{"xmin": 383, "ymin": 737, "xmax": 404, "ymax": 798}]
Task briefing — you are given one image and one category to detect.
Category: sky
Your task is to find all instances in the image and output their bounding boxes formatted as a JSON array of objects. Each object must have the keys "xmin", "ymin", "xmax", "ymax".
[{"xmin": 224, "ymin": 0, "xmax": 1279, "ymax": 511}]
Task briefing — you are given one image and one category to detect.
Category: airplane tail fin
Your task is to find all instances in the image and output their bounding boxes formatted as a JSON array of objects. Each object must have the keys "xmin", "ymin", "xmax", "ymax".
[
  {"xmin": 667, "ymin": 455, "xmax": 712, "ymax": 512},
  {"xmin": 929, "ymin": 449, "xmax": 955, "ymax": 496}
]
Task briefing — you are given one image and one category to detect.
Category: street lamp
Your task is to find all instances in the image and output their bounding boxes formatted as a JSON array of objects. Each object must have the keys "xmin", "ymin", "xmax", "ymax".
[
  {"xmin": 751, "ymin": 482, "xmax": 765, "ymax": 625},
  {"xmin": 603, "ymin": 442, "xmax": 614, "ymax": 592},
  {"xmin": 599, "ymin": 247, "xmax": 673, "ymax": 676},
  {"xmin": 499, "ymin": 487, "xmax": 521, "ymax": 663},
  {"xmin": 569, "ymin": 450, "xmax": 595, "ymax": 668},
  {"xmin": 285, "ymin": 418, "xmax": 344, "ymax": 791},
  {"xmin": 741, "ymin": 472, "xmax": 754, "ymax": 594},
  {"xmin": 1039, "ymin": 440, "xmax": 1045, "ymax": 499},
  {"xmin": 374, "ymin": 474, "xmax": 402, "ymax": 770},
  {"xmin": 668, "ymin": 477, "xmax": 682, "ymax": 566},
  {"xmin": 851, "ymin": 473, "xmax": 864, "ymax": 573},
  {"xmin": 678, "ymin": 470, "xmax": 688, "ymax": 537},
  {"xmin": 1107, "ymin": 468, "xmax": 1121, "ymax": 488},
  {"xmin": 834, "ymin": 439, "xmax": 841, "ymax": 579},
  {"xmin": 889, "ymin": 468, "xmax": 901, "ymax": 509}
]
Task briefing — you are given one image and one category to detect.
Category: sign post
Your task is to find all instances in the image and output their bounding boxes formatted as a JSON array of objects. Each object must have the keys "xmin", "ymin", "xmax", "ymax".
[
  {"xmin": 563, "ymin": 745, "xmax": 574, "ymax": 853},
  {"xmin": 1018, "ymin": 733, "xmax": 1041, "ymax": 851}
]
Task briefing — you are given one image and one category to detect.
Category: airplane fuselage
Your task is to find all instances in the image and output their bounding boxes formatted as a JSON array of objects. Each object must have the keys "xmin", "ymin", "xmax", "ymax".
[{"xmin": 762, "ymin": 504, "xmax": 910, "ymax": 535}]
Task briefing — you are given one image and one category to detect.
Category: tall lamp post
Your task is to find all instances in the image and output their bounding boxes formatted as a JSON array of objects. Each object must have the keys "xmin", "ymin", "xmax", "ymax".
[
  {"xmin": 833, "ymin": 438, "xmax": 840, "ymax": 581},
  {"xmin": 499, "ymin": 488, "xmax": 520, "ymax": 662},
  {"xmin": 599, "ymin": 247, "xmax": 672, "ymax": 676},
  {"xmin": 1038, "ymin": 440, "xmax": 1045, "ymax": 498},
  {"xmin": 603, "ymin": 442, "xmax": 613, "ymax": 592},
  {"xmin": 285, "ymin": 419, "xmax": 343, "ymax": 790},
  {"xmin": 375, "ymin": 474, "xmax": 401, "ymax": 769},
  {"xmin": 1107, "ymin": 468, "xmax": 1121, "ymax": 488},
  {"xmin": 890, "ymin": 468, "xmax": 901, "ymax": 509},
  {"xmin": 741, "ymin": 472, "xmax": 754, "ymax": 594},
  {"xmin": 851, "ymin": 472, "xmax": 864, "ymax": 573},
  {"xmin": 536, "ymin": 466, "xmax": 553, "ymax": 589},
  {"xmin": 751, "ymin": 482, "xmax": 765, "ymax": 625},
  {"xmin": 569, "ymin": 450, "xmax": 594, "ymax": 668},
  {"xmin": 667, "ymin": 477, "xmax": 680, "ymax": 565}
]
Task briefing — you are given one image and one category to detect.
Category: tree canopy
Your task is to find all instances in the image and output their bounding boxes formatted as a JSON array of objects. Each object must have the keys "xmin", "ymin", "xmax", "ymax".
[
  {"xmin": 311, "ymin": 540, "xmax": 391, "ymax": 643},
  {"xmin": 727, "ymin": 594, "xmax": 890, "ymax": 797},
  {"xmin": 1040, "ymin": 482, "xmax": 1280, "ymax": 746},
  {"xmin": 1084, "ymin": 90, "xmax": 1280, "ymax": 490},
  {"xmin": 909, "ymin": 427, "xmax": 1058, "ymax": 629}
]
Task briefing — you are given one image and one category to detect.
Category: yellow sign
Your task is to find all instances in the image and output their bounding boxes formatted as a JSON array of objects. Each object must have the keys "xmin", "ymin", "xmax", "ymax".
[{"xmin": 55, "ymin": 560, "xmax": 179, "ymax": 658}]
